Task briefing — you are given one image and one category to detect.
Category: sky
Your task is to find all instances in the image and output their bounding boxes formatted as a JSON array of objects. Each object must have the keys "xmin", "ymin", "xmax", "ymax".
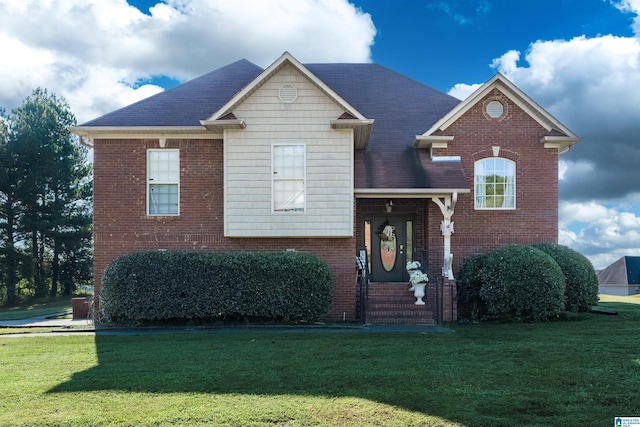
[{"xmin": 1, "ymin": 0, "xmax": 639, "ymax": 270}]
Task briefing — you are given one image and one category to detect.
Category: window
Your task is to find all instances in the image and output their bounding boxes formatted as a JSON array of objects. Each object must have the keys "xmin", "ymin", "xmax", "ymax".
[
  {"xmin": 273, "ymin": 144, "xmax": 305, "ymax": 212},
  {"xmin": 147, "ymin": 149, "xmax": 179, "ymax": 215},
  {"xmin": 475, "ymin": 158, "xmax": 515, "ymax": 209}
]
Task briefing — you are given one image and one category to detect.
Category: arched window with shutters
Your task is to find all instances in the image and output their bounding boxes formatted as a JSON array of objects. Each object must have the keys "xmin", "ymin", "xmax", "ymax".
[{"xmin": 474, "ymin": 157, "xmax": 515, "ymax": 209}]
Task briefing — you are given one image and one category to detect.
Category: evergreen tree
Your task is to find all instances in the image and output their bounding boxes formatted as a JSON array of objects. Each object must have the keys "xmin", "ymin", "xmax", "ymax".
[
  {"xmin": 0, "ymin": 108, "xmax": 21, "ymax": 304},
  {"xmin": 0, "ymin": 89, "xmax": 92, "ymax": 303}
]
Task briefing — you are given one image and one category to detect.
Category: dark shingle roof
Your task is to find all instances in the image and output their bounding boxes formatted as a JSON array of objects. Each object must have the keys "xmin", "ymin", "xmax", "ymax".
[
  {"xmin": 82, "ymin": 59, "xmax": 263, "ymax": 127},
  {"xmin": 305, "ymin": 63, "xmax": 463, "ymax": 189},
  {"xmin": 81, "ymin": 59, "xmax": 466, "ymax": 190},
  {"xmin": 598, "ymin": 256, "xmax": 640, "ymax": 285}
]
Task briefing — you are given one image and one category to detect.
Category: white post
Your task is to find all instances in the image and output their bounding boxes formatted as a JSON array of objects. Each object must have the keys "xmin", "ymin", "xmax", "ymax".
[{"xmin": 432, "ymin": 192, "xmax": 457, "ymax": 280}]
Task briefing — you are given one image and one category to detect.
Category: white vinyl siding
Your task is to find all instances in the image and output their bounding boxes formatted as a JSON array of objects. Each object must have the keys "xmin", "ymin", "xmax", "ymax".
[
  {"xmin": 224, "ymin": 65, "xmax": 353, "ymax": 237},
  {"xmin": 147, "ymin": 149, "xmax": 179, "ymax": 216}
]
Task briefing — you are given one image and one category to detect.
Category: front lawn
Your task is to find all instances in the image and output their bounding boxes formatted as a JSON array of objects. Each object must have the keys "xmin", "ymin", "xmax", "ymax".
[
  {"xmin": 1, "ymin": 297, "xmax": 639, "ymax": 426},
  {"xmin": 0, "ymin": 296, "xmax": 75, "ymax": 321}
]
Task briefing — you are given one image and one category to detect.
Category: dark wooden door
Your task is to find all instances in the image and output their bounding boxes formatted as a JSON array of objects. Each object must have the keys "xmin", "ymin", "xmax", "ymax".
[{"xmin": 370, "ymin": 215, "xmax": 414, "ymax": 282}]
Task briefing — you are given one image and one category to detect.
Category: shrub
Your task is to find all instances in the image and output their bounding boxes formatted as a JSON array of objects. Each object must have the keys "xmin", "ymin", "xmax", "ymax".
[
  {"xmin": 101, "ymin": 250, "xmax": 333, "ymax": 324},
  {"xmin": 457, "ymin": 253, "xmax": 488, "ymax": 319},
  {"xmin": 479, "ymin": 245, "xmax": 566, "ymax": 321},
  {"xmin": 533, "ymin": 243, "xmax": 599, "ymax": 312}
]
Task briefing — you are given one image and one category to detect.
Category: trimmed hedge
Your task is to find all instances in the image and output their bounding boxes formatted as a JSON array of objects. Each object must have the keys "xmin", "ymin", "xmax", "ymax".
[
  {"xmin": 457, "ymin": 245, "xmax": 568, "ymax": 321},
  {"xmin": 480, "ymin": 245, "xmax": 566, "ymax": 321},
  {"xmin": 533, "ymin": 243, "xmax": 599, "ymax": 312},
  {"xmin": 101, "ymin": 251, "xmax": 333, "ymax": 323}
]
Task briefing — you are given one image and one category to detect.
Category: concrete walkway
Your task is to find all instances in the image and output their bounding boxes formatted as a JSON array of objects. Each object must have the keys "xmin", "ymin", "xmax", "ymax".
[
  {"xmin": 0, "ymin": 312, "xmax": 453, "ymax": 335},
  {"xmin": 0, "ymin": 311, "xmax": 91, "ymax": 328}
]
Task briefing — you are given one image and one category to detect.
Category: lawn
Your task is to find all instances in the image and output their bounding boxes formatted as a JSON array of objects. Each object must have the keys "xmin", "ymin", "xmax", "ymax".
[
  {"xmin": 0, "ymin": 297, "xmax": 74, "ymax": 321},
  {"xmin": 0, "ymin": 297, "xmax": 639, "ymax": 426}
]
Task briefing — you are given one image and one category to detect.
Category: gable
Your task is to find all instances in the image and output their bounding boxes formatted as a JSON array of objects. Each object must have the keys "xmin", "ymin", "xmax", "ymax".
[
  {"xmin": 201, "ymin": 52, "xmax": 374, "ymax": 149},
  {"xmin": 223, "ymin": 64, "xmax": 354, "ymax": 238},
  {"xmin": 415, "ymin": 73, "xmax": 580, "ymax": 155}
]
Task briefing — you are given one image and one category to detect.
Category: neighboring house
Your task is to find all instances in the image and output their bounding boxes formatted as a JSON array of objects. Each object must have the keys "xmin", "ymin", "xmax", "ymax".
[
  {"xmin": 71, "ymin": 52, "xmax": 580, "ymax": 323},
  {"xmin": 597, "ymin": 256, "xmax": 640, "ymax": 296}
]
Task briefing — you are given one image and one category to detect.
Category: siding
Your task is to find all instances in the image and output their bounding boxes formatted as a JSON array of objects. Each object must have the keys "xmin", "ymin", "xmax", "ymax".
[
  {"xmin": 224, "ymin": 65, "xmax": 354, "ymax": 237},
  {"xmin": 92, "ymin": 138, "xmax": 357, "ymax": 321}
]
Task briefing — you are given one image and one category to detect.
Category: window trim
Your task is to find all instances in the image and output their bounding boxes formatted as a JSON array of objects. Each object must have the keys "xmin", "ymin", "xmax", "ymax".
[
  {"xmin": 147, "ymin": 148, "xmax": 180, "ymax": 216},
  {"xmin": 272, "ymin": 143, "xmax": 306, "ymax": 213},
  {"xmin": 474, "ymin": 157, "xmax": 516, "ymax": 210}
]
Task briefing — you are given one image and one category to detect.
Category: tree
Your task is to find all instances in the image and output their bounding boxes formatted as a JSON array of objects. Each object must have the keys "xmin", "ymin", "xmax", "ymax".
[
  {"xmin": 0, "ymin": 89, "xmax": 92, "ymax": 304},
  {"xmin": 0, "ymin": 108, "xmax": 21, "ymax": 305}
]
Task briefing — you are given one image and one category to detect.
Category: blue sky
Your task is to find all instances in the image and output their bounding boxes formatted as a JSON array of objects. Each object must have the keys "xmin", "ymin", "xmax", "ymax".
[
  {"xmin": 350, "ymin": 0, "xmax": 634, "ymax": 91},
  {"xmin": 1, "ymin": 0, "xmax": 640, "ymax": 269}
]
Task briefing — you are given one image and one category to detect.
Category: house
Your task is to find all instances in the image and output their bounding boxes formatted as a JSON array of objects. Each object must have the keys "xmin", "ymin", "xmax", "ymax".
[
  {"xmin": 71, "ymin": 52, "xmax": 580, "ymax": 323},
  {"xmin": 597, "ymin": 256, "xmax": 640, "ymax": 296}
]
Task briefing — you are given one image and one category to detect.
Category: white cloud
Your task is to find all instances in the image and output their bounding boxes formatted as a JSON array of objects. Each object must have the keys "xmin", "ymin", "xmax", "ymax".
[
  {"xmin": 615, "ymin": 0, "xmax": 640, "ymax": 33},
  {"xmin": 445, "ymin": 2, "xmax": 640, "ymax": 267},
  {"xmin": 0, "ymin": 0, "xmax": 375, "ymax": 123},
  {"xmin": 560, "ymin": 200, "xmax": 640, "ymax": 269},
  {"xmin": 491, "ymin": 35, "xmax": 640, "ymax": 138},
  {"xmin": 559, "ymin": 201, "xmax": 616, "ymax": 228},
  {"xmin": 447, "ymin": 83, "xmax": 482, "ymax": 100}
]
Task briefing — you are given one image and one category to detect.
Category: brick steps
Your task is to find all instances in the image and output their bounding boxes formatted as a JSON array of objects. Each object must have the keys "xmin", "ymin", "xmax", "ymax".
[{"xmin": 365, "ymin": 282, "xmax": 435, "ymax": 325}]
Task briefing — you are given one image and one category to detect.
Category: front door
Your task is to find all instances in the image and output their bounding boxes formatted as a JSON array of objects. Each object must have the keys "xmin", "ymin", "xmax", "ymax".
[{"xmin": 368, "ymin": 215, "xmax": 415, "ymax": 282}]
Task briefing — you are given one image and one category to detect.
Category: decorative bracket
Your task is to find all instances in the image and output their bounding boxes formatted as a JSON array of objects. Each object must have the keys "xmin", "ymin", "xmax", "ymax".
[{"xmin": 432, "ymin": 192, "xmax": 458, "ymax": 280}]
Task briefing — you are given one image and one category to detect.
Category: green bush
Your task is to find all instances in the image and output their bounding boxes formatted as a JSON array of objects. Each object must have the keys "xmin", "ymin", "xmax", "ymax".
[
  {"xmin": 459, "ymin": 245, "xmax": 567, "ymax": 321},
  {"xmin": 480, "ymin": 245, "xmax": 566, "ymax": 321},
  {"xmin": 101, "ymin": 251, "xmax": 333, "ymax": 324},
  {"xmin": 456, "ymin": 253, "xmax": 488, "ymax": 319},
  {"xmin": 533, "ymin": 243, "xmax": 599, "ymax": 312}
]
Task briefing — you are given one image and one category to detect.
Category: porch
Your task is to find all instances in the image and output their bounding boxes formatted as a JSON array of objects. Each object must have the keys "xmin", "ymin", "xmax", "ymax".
[{"xmin": 355, "ymin": 196, "xmax": 459, "ymax": 324}]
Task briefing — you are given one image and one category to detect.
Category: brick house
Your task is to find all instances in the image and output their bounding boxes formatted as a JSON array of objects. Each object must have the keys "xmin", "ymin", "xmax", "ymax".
[{"xmin": 71, "ymin": 52, "xmax": 579, "ymax": 323}]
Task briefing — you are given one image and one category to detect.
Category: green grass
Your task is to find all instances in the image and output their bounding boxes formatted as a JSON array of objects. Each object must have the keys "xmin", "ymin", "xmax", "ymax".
[
  {"xmin": 1, "ymin": 296, "xmax": 639, "ymax": 426},
  {"xmin": 0, "ymin": 297, "xmax": 75, "ymax": 321}
]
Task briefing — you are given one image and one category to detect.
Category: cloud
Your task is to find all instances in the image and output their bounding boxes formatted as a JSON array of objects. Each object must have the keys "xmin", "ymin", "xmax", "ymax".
[
  {"xmin": 0, "ymin": 0, "xmax": 375, "ymax": 123},
  {"xmin": 560, "ymin": 200, "xmax": 640, "ymax": 269},
  {"xmin": 489, "ymin": 31, "xmax": 640, "ymax": 203},
  {"xmin": 445, "ymin": 1, "xmax": 640, "ymax": 266},
  {"xmin": 615, "ymin": 0, "xmax": 640, "ymax": 34},
  {"xmin": 448, "ymin": 83, "xmax": 482, "ymax": 100}
]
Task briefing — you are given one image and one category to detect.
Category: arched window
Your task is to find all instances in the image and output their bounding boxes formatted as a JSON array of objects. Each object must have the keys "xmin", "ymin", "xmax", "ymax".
[{"xmin": 474, "ymin": 158, "xmax": 515, "ymax": 209}]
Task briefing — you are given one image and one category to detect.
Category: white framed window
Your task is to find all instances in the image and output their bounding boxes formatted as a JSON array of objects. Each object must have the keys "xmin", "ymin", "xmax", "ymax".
[
  {"xmin": 272, "ymin": 144, "xmax": 305, "ymax": 212},
  {"xmin": 147, "ymin": 149, "xmax": 179, "ymax": 216},
  {"xmin": 474, "ymin": 158, "xmax": 515, "ymax": 209}
]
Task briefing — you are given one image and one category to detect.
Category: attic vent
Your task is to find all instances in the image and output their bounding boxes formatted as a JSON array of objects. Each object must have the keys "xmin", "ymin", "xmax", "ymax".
[
  {"xmin": 279, "ymin": 84, "xmax": 298, "ymax": 103},
  {"xmin": 486, "ymin": 100, "xmax": 504, "ymax": 118}
]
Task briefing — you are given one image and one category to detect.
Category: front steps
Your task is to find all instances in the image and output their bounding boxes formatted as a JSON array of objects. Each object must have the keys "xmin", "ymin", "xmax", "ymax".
[{"xmin": 365, "ymin": 282, "xmax": 436, "ymax": 325}]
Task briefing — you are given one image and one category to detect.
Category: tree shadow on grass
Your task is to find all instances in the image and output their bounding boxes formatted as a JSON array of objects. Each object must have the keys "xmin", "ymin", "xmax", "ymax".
[
  {"xmin": 47, "ymin": 330, "xmax": 475, "ymax": 423},
  {"xmin": 46, "ymin": 306, "xmax": 640, "ymax": 426}
]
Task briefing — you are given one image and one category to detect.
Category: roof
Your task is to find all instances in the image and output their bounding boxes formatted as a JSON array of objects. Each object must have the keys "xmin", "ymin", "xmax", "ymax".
[
  {"xmin": 597, "ymin": 256, "xmax": 640, "ymax": 285},
  {"xmin": 75, "ymin": 55, "xmax": 473, "ymax": 192},
  {"xmin": 305, "ymin": 63, "xmax": 465, "ymax": 191},
  {"xmin": 81, "ymin": 59, "xmax": 263, "ymax": 127}
]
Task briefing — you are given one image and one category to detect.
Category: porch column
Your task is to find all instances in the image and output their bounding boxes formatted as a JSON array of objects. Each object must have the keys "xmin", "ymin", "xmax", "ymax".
[{"xmin": 431, "ymin": 192, "xmax": 457, "ymax": 280}]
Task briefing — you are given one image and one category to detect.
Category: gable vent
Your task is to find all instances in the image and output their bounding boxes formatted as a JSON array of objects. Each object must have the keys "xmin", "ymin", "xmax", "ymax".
[
  {"xmin": 279, "ymin": 84, "xmax": 298, "ymax": 103},
  {"xmin": 486, "ymin": 100, "xmax": 504, "ymax": 118}
]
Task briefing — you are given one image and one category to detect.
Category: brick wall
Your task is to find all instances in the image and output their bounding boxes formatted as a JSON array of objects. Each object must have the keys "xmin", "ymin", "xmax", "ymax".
[
  {"xmin": 354, "ymin": 90, "xmax": 560, "ymax": 321},
  {"xmin": 92, "ymin": 91, "xmax": 560, "ymax": 323},
  {"xmin": 93, "ymin": 138, "xmax": 356, "ymax": 321},
  {"xmin": 431, "ymin": 89, "xmax": 559, "ymax": 273}
]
